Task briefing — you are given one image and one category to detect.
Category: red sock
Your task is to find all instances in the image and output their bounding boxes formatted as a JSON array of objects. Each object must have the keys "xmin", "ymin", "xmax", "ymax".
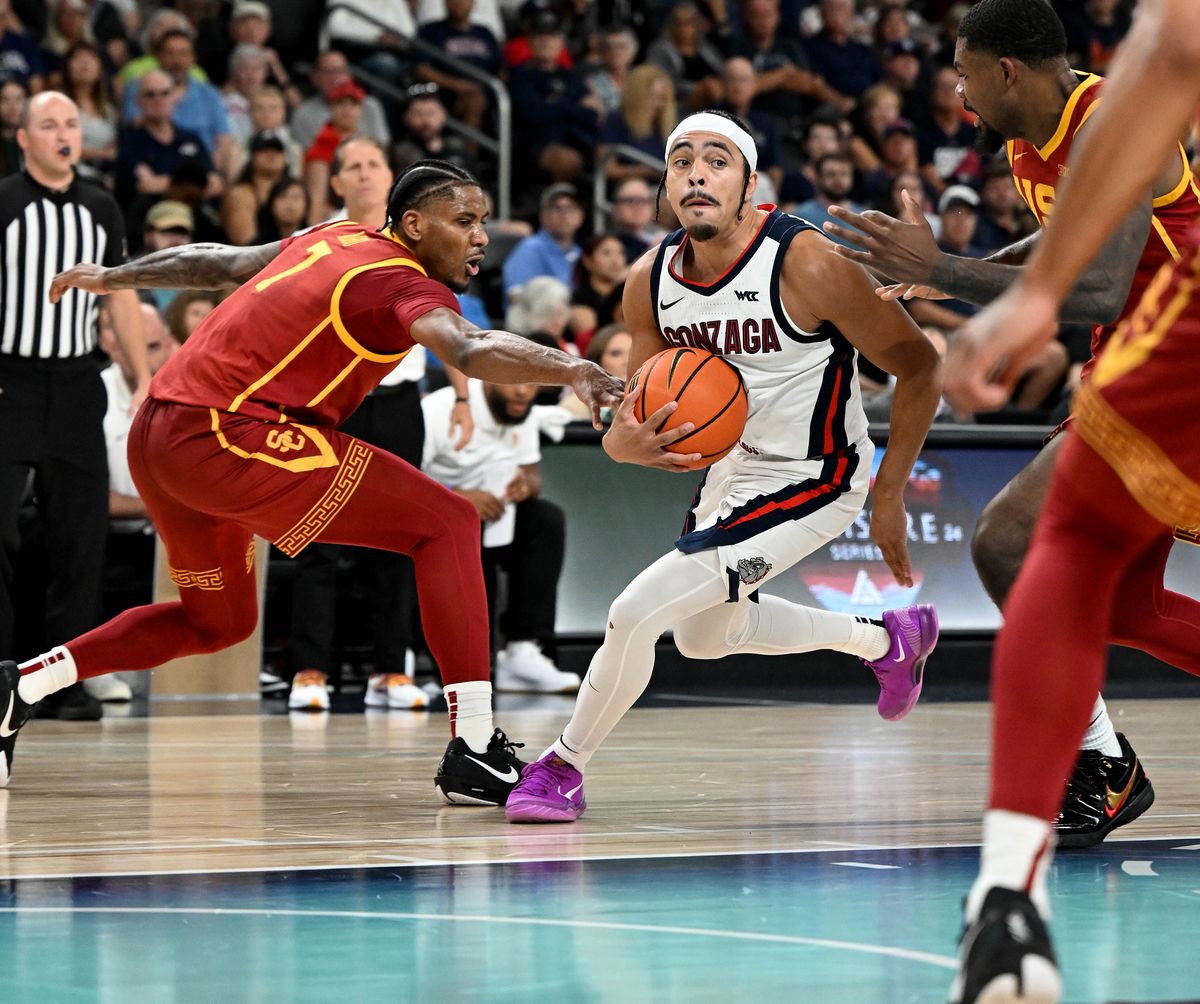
[{"xmin": 990, "ymin": 435, "xmax": 1162, "ymax": 820}]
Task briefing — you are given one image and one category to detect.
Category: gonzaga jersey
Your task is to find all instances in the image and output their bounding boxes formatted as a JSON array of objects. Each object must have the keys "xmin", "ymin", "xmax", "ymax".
[
  {"xmin": 151, "ymin": 221, "xmax": 460, "ymax": 427},
  {"xmin": 1007, "ymin": 71, "xmax": 1200, "ymax": 371},
  {"xmin": 651, "ymin": 207, "xmax": 870, "ymax": 471}
]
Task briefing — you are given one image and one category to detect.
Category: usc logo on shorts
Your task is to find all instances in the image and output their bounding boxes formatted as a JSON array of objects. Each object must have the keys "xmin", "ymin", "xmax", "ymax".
[{"xmin": 266, "ymin": 429, "xmax": 308, "ymax": 453}]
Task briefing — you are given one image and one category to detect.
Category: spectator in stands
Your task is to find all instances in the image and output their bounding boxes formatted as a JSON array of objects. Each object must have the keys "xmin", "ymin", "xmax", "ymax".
[
  {"xmin": 42, "ymin": 0, "xmax": 91, "ymax": 79},
  {"xmin": 125, "ymin": 29, "xmax": 236, "ymax": 176},
  {"xmin": 860, "ymin": 117, "xmax": 919, "ymax": 207},
  {"xmin": 502, "ymin": 182, "xmax": 585, "ymax": 300},
  {"xmin": 509, "ymin": 8, "xmax": 601, "ymax": 186},
  {"xmin": 972, "ymin": 158, "xmax": 1036, "ymax": 256},
  {"xmin": 139, "ymin": 199, "xmax": 195, "ymax": 308},
  {"xmin": 417, "ymin": 0, "xmax": 506, "ymax": 42},
  {"xmin": 847, "ymin": 81, "xmax": 901, "ymax": 173},
  {"xmin": 569, "ymin": 233, "xmax": 627, "ymax": 351},
  {"xmin": 559, "ymin": 322, "xmax": 632, "ymax": 421},
  {"xmin": 645, "ymin": 1, "xmax": 724, "ymax": 109},
  {"xmin": 94, "ymin": 301, "xmax": 180, "ymax": 703},
  {"xmin": 779, "ymin": 113, "xmax": 845, "ymax": 206},
  {"xmin": 59, "ymin": 41, "xmax": 115, "ymax": 180},
  {"xmin": 0, "ymin": 0, "xmax": 46, "ymax": 91},
  {"xmin": 303, "ymin": 79, "xmax": 363, "ymax": 224},
  {"xmin": 917, "ymin": 63, "xmax": 979, "ymax": 195},
  {"xmin": 0, "ymin": 78, "xmax": 24, "ymax": 176},
  {"xmin": 253, "ymin": 175, "xmax": 308, "ymax": 243},
  {"xmin": 1061, "ymin": 0, "xmax": 1130, "ymax": 74},
  {"xmin": 162, "ymin": 289, "xmax": 218, "ymax": 345},
  {"xmin": 159, "ymin": 158, "xmax": 227, "ymax": 245},
  {"xmin": 116, "ymin": 69, "xmax": 219, "ymax": 209},
  {"xmin": 715, "ymin": 56, "xmax": 783, "ymax": 199},
  {"xmin": 204, "ymin": 1, "xmax": 299, "ymax": 104},
  {"xmin": 607, "ymin": 176, "xmax": 666, "ymax": 264},
  {"xmin": 322, "ymin": 0, "xmax": 414, "ymax": 93},
  {"xmin": 795, "ymin": 152, "xmax": 864, "ymax": 243},
  {"xmin": 879, "ymin": 37, "xmax": 927, "ymax": 120},
  {"xmin": 290, "ymin": 49, "xmax": 390, "ymax": 152},
  {"xmin": 416, "ymin": 0, "xmax": 502, "ymax": 134},
  {"xmin": 935, "ymin": 184, "xmax": 984, "ymax": 268},
  {"xmin": 118, "ymin": 9, "xmax": 203, "ymax": 91},
  {"xmin": 247, "ymin": 85, "xmax": 301, "ymax": 174},
  {"xmin": 506, "ymin": 275, "xmax": 573, "ymax": 357},
  {"xmin": 222, "ymin": 131, "xmax": 288, "ymax": 245},
  {"xmin": 727, "ymin": 0, "xmax": 853, "ymax": 120},
  {"xmin": 589, "ymin": 26, "xmax": 638, "ymax": 121},
  {"xmin": 392, "ymin": 83, "xmax": 471, "ymax": 173},
  {"xmin": 598, "ymin": 63, "xmax": 675, "ymax": 186},
  {"xmin": 803, "ymin": 0, "xmax": 880, "ymax": 102},
  {"xmin": 221, "ymin": 43, "xmax": 269, "ymax": 147},
  {"xmin": 421, "ymin": 359, "xmax": 581, "ymax": 694},
  {"xmin": 881, "ymin": 166, "xmax": 937, "ymax": 228}
]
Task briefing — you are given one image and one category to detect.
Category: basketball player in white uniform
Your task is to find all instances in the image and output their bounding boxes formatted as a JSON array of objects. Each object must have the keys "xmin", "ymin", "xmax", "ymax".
[{"xmin": 506, "ymin": 111, "xmax": 945, "ymax": 823}]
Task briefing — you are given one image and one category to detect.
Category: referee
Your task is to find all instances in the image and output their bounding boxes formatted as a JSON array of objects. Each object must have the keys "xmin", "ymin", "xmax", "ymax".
[{"xmin": 0, "ymin": 92, "xmax": 149, "ymax": 720}]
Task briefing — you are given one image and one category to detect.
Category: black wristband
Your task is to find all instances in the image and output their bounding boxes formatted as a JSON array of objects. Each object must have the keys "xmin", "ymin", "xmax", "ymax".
[{"xmin": 454, "ymin": 396, "xmax": 469, "ymax": 403}]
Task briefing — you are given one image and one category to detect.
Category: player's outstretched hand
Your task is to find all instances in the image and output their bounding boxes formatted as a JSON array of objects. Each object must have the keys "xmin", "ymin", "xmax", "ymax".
[
  {"xmin": 870, "ymin": 495, "xmax": 914, "ymax": 588},
  {"xmin": 571, "ymin": 361, "xmax": 625, "ymax": 430},
  {"xmin": 822, "ymin": 190, "xmax": 940, "ymax": 286},
  {"xmin": 49, "ymin": 263, "xmax": 111, "ymax": 303},
  {"xmin": 602, "ymin": 395, "xmax": 702, "ymax": 470},
  {"xmin": 944, "ymin": 282, "xmax": 1060, "ymax": 420}
]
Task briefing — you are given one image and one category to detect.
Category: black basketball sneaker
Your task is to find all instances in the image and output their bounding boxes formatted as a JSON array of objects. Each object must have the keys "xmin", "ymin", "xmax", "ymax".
[
  {"xmin": 0, "ymin": 661, "xmax": 36, "ymax": 788},
  {"xmin": 950, "ymin": 887, "xmax": 1061, "ymax": 1004},
  {"xmin": 1055, "ymin": 732, "xmax": 1154, "ymax": 848},
  {"xmin": 435, "ymin": 728, "xmax": 527, "ymax": 805}
]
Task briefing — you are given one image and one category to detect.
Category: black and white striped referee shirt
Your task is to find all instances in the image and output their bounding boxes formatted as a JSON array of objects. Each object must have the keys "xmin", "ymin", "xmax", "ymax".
[{"xmin": 0, "ymin": 170, "xmax": 125, "ymax": 360}]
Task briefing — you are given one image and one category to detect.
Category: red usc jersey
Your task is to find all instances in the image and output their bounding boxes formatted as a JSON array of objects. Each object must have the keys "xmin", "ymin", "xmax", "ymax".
[
  {"xmin": 1007, "ymin": 71, "xmax": 1200, "ymax": 371},
  {"xmin": 151, "ymin": 221, "xmax": 460, "ymax": 427}
]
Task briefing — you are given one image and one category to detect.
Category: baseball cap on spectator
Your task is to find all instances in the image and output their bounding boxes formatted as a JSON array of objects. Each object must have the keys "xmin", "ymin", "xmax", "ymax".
[
  {"xmin": 528, "ymin": 8, "xmax": 563, "ymax": 35},
  {"xmin": 540, "ymin": 182, "xmax": 581, "ymax": 210},
  {"xmin": 145, "ymin": 200, "xmax": 195, "ymax": 233},
  {"xmin": 886, "ymin": 39, "xmax": 920, "ymax": 58},
  {"xmin": 231, "ymin": 0, "xmax": 271, "ymax": 20},
  {"xmin": 248, "ymin": 130, "xmax": 286, "ymax": 153},
  {"xmin": 881, "ymin": 118, "xmax": 916, "ymax": 140},
  {"xmin": 938, "ymin": 184, "xmax": 981, "ymax": 214},
  {"xmin": 328, "ymin": 80, "xmax": 366, "ymax": 104}
]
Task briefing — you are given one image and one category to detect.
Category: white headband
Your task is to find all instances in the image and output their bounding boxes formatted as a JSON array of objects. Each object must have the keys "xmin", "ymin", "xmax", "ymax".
[{"xmin": 664, "ymin": 113, "xmax": 758, "ymax": 174}]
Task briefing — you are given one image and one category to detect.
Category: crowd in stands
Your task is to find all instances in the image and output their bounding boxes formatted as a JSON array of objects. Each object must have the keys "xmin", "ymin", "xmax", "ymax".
[{"xmin": 1, "ymin": 0, "xmax": 1165, "ymax": 707}]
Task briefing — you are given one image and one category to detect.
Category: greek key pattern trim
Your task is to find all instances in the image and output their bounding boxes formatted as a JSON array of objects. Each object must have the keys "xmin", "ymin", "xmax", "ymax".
[
  {"xmin": 275, "ymin": 440, "xmax": 372, "ymax": 557},
  {"xmin": 169, "ymin": 566, "xmax": 225, "ymax": 591}
]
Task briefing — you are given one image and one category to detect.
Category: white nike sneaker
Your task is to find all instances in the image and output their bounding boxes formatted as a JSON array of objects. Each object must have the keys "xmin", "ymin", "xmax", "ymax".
[
  {"xmin": 364, "ymin": 672, "xmax": 428, "ymax": 710},
  {"xmin": 493, "ymin": 641, "xmax": 581, "ymax": 694},
  {"xmin": 288, "ymin": 669, "xmax": 331, "ymax": 711},
  {"xmin": 82, "ymin": 673, "xmax": 133, "ymax": 702}
]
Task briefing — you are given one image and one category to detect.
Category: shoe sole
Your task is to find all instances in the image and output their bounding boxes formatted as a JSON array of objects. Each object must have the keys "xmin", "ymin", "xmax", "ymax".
[
  {"xmin": 435, "ymin": 782, "xmax": 505, "ymax": 806},
  {"xmin": 506, "ymin": 800, "xmax": 586, "ymax": 823},
  {"xmin": 1057, "ymin": 778, "xmax": 1156, "ymax": 849},
  {"xmin": 288, "ymin": 701, "xmax": 330, "ymax": 711},
  {"xmin": 879, "ymin": 604, "xmax": 938, "ymax": 722}
]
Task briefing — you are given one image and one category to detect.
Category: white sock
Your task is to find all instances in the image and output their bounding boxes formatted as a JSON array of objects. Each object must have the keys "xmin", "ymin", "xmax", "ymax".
[
  {"xmin": 17, "ymin": 646, "xmax": 79, "ymax": 705},
  {"xmin": 966, "ymin": 809, "xmax": 1054, "ymax": 922},
  {"xmin": 549, "ymin": 735, "xmax": 587, "ymax": 770},
  {"xmin": 443, "ymin": 681, "xmax": 494, "ymax": 752},
  {"xmin": 1080, "ymin": 695, "xmax": 1122, "ymax": 756}
]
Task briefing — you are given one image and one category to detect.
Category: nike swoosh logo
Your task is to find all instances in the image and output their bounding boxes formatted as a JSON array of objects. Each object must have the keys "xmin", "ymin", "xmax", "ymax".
[
  {"xmin": 659, "ymin": 297, "xmax": 683, "ymax": 311},
  {"xmin": 560, "ymin": 782, "xmax": 583, "ymax": 799},
  {"xmin": 0, "ymin": 692, "xmax": 16, "ymax": 738},
  {"xmin": 1013, "ymin": 152, "xmax": 1027, "ymax": 161},
  {"xmin": 464, "ymin": 754, "xmax": 518, "ymax": 783},
  {"xmin": 892, "ymin": 636, "xmax": 908, "ymax": 663},
  {"xmin": 1104, "ymin": 764, "xmax": 1139, "ymax": 818}
]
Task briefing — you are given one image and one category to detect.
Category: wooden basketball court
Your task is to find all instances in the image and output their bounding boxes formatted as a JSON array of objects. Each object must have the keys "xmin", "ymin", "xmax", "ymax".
[{"xmin": 2, "ymin": 697, "xmax": 1198, "ymax": 1001}]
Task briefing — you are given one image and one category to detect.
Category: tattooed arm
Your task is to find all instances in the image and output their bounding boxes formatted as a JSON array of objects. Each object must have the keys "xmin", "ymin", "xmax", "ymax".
[
  {"xmin": 49, "ymin": 242, "xmax": 283, "ymax": 301},
  {"xmin": 825, "ymin": 189, "xmax": 1151, "ymax": 325}
]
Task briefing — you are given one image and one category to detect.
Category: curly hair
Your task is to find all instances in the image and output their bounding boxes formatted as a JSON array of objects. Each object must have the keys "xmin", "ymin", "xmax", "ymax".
[{"xmin": 958, "ymin": 0, "xmax": 1067, "ymax": 65}]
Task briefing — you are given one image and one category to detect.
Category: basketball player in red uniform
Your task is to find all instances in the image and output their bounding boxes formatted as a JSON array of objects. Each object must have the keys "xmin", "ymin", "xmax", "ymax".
[
  {"xmin": 822, "ymin": 0, "xmax": 1200, "ymax": 848},
  {"xmin": 0, "ymin": 161, "xmax": 622, "ymax": 805},
  {"xmin": 943, "ymin": 2, "xmax": 1200, "ymax": 999}
]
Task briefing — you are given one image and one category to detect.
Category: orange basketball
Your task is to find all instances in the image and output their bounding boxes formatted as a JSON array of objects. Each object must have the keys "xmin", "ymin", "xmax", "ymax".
[{"xmin": 629, "ymin": 347, "xmax": 748, "ymax": 469}]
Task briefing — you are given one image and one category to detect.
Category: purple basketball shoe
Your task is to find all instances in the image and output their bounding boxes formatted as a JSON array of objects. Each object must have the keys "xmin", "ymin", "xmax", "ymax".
[
  {"xmin": 865, "ymin": 603, "xmax": 939, "ymax": 721},
  {"xmin": 505, "ymin": 753, "xmax": 587, "ymax": 823}
]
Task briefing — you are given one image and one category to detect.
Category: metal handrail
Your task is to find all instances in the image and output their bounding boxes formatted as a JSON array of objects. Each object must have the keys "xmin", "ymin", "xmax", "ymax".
[
  {"xmin": 322, "ymin": 3, "xmax": 513, "ymax": 220},
  {"xmin": 592, "ymin": 143, "xmax": 665, "ymax": 232}
]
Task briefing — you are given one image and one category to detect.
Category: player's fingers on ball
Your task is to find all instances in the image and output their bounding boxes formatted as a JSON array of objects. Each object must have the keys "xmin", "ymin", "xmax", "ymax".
[
  {"xmin": 658, "ymin": 421, "xmax": 696, "ymax": 447},
  {"xmin": 665, "ymin": 453, "xmax": 702, "ymax": 469},
  {"xmin": 644, "ymin": 399, "xmax": 678, "ymax": 428}
]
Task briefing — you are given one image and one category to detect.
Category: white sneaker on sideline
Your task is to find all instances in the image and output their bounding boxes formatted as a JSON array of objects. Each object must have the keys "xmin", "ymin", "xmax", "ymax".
[
  {"xmin": 82, "ymin": 673, "xmax": 132, "ymax": 702},
  {"xmin": 493, "ymin": 641, "xmax": 581, "ymax": 694},
  {"xmin": 364, "ymin": 672, "xmax": 428, "ymax": 710},
  {"xmin": 259, "ymin": 670, "xmax": 288, "ymax": 695},
  {"xmin": 288, "ymin": 669, "xmax": 331, "ymax": 711}
]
